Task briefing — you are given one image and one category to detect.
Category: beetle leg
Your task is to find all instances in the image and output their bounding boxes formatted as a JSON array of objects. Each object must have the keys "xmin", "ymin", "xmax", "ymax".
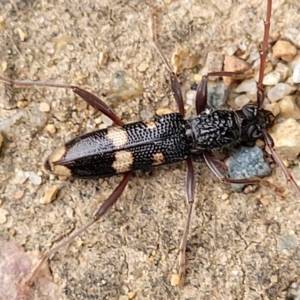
[
  {"xmin": 177, "ymin": 157, "xmax": 195, "ymax": 285},
  {"xmin": 195, "ymin": 71, "xmax": 247, "ymax": 114},
  {"xmin": 203, "ymin": 151, "xmax": 261, "ymax": 184},
  {"xmin": 257, "ymin": 0, "xmax": 272, "ymax": 109},
  {"xmin": 24, "ymin": 172, "xmax": 131, "ymax": 286},
  {"xmin": 0, "ymin": 75, "xmax": 123, "ymax": 126},
  {"xmin": 262, "ymin": 130, "xmax": 300, "ymax": 198},
  {"xmin": 150, "ymin": 14, "xmax": 185, "ymax": 117}
]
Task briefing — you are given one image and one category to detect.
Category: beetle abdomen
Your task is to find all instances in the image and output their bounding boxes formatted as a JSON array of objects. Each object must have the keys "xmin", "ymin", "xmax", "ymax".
[{"xmin": 44, "ymin": 113, "xmax": 190, "ymax": 178}]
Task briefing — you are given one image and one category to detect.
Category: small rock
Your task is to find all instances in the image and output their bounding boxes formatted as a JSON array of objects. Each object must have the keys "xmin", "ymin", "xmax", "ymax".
[
  {"xmin": 272, "ymin": 40, "xmax": 297, "ymax": 62},
  {"xmin": 156, "ymin": 108, "xmax": 174, "ymax": 116},
  {"xmin": 186, "ymin": 90, "xmax": 197, "ymax": 106},
  {"xmin": 46, "ymin": 124, "xmax": 56, "ymax": 134},
  {"xmin": 101, "ymin": 114, "xmax": 113, "ymax": 127},
  {"xmin": 262, "ymin": 71, "xmax": 281, "ymax": 85},
  {"xmin": 223, "ymin": 45, "xmax": 238, "ymax": 56},
  {"xmin": 98, "ymin": 51, "xmax": 109, "ymax": 66},
  {"xmin": 14, "ymin": 190, "xmax": 24, "ymax": 201},
  {"xmin": 235, "ymin": 78, "xmax": 257, "ymax": 94},
  {"xmin": 270, "ymin": 118, "xmax": 300, "ymax": 160},
  {"xmin": 205, "ymin": 52, "xmax": 223, "ymax": 80},
  {"xmin": 277, "ymin": 234, "xmax": 298, "ymax": 253},
  {"xmin": 221, "ymin": 193, "xmax": 229, "ymax": 200},
  {"xmin": 234, "ymin": 94, "xmax": 250, "ymax": 108},
  {"xmin": 194, "ymin": 74, "xmax": 202, "ymax": 84},
  {"xmin": 171, "ymin": 46, "xmax": 200, "ymax": 73},
  {"xmin": 26, "ymin": 171, "xmax": 42, "ymax": 185},
  {"xmin": 128, "ymin": 292, "xmax": 136, "ymax": 299},
  {"xmin": 264, "ymin": 102, "xmax": 280, "ymax": 117},
  {"xmin": 16, "ymin": 27, "xmax": 27, "ymax": 41},
  {"xmin": 12, "ymin": 169, "xmax": 29, "ymax": 184},
  {"xmin": 207, "ymin": 81, "xmax": 228, "ymax": 109},
  {"xmin": 253, "ymin": 60, "xmax": 273, "ymax": 79},
  {"xmin": 170, "ymin": 274, "xmax": 181, "ymax": 286},
  {"xmin": 137, "ymin": 62, "xmax": 149, "ymax": 73},
  {"xmin": 267, "ymin": 83, "xmax": 295, "ymax": 102},
  {"xmin": 16, "ymin": 100, "xmax": 28, "ymax": 109},
  {"xmin": 226, "ymin": 146, "xmax": 271, "ymax": 191},
  {"xmin": 248, "ymin": 50, "xmax": 260, "ymax": 63},
  {"xmin": 278, "ymin": 96, "xmax": 300, "ymax": 119},
  {"xmin": 270, "ymin": 275, "xmax": 278, "ymax": 283},
  {"xmin": 275, "ymin": 62, "xmax": 290, "ymax": 81},
  {"xmin": 223, "ymin": 55, "xmax": 251, "ymax": 86},
  {"xmin": 39, "ymin": 102, "xmax": 51, "ymax": 112},
  {"xmin": 292, "ymin": 62, "xmax": 300, "ymax": 83},
  {"xmin": 107, "ymin": 70, "xmax": 144, "ymax": 105},
  {"xmin": 40, "ymin": 185, "xmax": 59, "ymax": 204},
  {"xmin": 282, "ymin": 28, "xmax": 300, "ymax": 48},
  {"xmin": 139, "ymin": 109, "xmax": 154, "ymax": 120},
  {"xmin": 0, "ymin": 110, "xmax": 27, "ymax": 131},
  {"xmin": 0, "ymin": 208, "xmax": 9, "ymax": 224}
]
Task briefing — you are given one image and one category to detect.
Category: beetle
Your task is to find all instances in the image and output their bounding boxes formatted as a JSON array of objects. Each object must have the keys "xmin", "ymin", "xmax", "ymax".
[{"xmin": 0, "ymin": 0, "xmax": 299, "ymax": 289}]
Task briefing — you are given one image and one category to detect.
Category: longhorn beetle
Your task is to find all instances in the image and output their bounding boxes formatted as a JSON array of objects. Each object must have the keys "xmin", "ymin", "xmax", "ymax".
[{"xmin": 1, "ymin": 0, "xmax": 300, "ymax": 287}]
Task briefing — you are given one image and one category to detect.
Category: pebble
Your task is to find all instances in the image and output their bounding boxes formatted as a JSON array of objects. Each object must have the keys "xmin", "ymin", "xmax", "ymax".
[
  {"xmin": 272, "ymin": 40, "xmax": 297, "ymax": 62},
  {"xmin": 282, "ymin": 27, "xmax": 300, "ymax": 48},
  {"xmin": 292, "ymin": 62, "xmax": 300, "ymax": 83},
  {"xmin": 278, "ymin": 96, "xmax": 300, "ymax": 119},
  {"xmin": 262, "ymin": 71, "xmax": 281, "ymax": 85},
  {"xmin": 26, "ymin": 171, "xmax": 42, "ymax": 185},
  {"xmin": 234, "ymin": 94, "xmax": 250, "ymax": 108},
  {"xmin": 128, "ymin": 292, "xmax": 136, "ymax": 299},
  {"xmin": 101, "ymin": 114, "xmax": 114, "ymax": 127},
  {"xmin": 270, "ymin": 118, "xmax": 300, "ymax": 160},
  {"xmin": 207, "ymin": 81, "xmax": 228, "ymax": 109},
  {"xmin": 0, "ymin": 110, "xmax": 27, "ymax": 131},
  {"xmin": 16, "ymin": 100, "xmax": 28, "ymax": 109},
  {"xmin": 0, "ymin": 208, "xmax": 9, "ymax": 224},
  {"xmin": 248, "ymin": 50, "xmax": 260, "ymax": 63},
  {"xmin": 226, "ymin": 146, "xmax": 271, "ymax": 191},
  {"xmin": 205, "ymin": 51, "xmax": 223, "ymax": 80},
  {"xmin": 137, "ymin": 62, "xmax": 149, "ymax": 73},
  {"xmin": 12, "ymin": 168, "xmax": 29, "ymax": 184},
  {"xmin": 267, "ymin": 83, "xmax": 295, "ymax": 102},
  {"xmin": 223, "ymin": 55, "xmax": 251, "ymax": 86},
  {"xmin": 277, "ymin": 234, "xmax": 298, "ymax": 253},
  {"xmin": 223, "ymin": 45, "xmax": 238, "ymax": 56},
  {"xmin": 39, "ymin": 102, "xmax": 51, "ymax": 112},
  {"xmin": 46, "ymin": 124, "xmax": 56, "ymax": 134},
  {"xmin": 16, "ymin": 27, "xmax": 27, "ymax": 41},
  {"xmin": 107, "ymin": 70, "xmax": 144, "ymax": 104},
  {"xmin": 170, "ymin": 274, "xmax": 181, "ymax": 286},
  {"xmin": 171, "ymin": 46, "xmax": 199, "ymax": 73},
  {"xmin": 275, "ymin": 62, "xmax": 290, "ymax": 81},
  {"xmin": 264, "ymin": 102, "xmax": 280, "ymax": 117},
  {"xmin": 140, "ymin": 109, "xmax": 154, "ymax": 120},
  {"xmin": 235, "ymin": 78, "xmax": 257, "ymax": 94},
  {"xmin": 156, "ymin": 108, "xmax": 174, "ymax": 116},
  {"xmin": 186, "ymin": 90, "xmax": 197, "ymax": 106},
  {"xmin": 40, "ymin": 185, "xmax": 59, "ymax": 204}
]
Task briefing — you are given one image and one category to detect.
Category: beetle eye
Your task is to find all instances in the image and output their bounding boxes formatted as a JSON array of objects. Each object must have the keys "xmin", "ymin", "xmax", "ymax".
[
  {"xmin": 248, "ymin": 125, "xmax": 261, "ymax": 139},
  {"xmin": 265, "ymin": 111, "xmax": 275, "ymax": 127},
  {"xmin": 242, "ymin": 104, "xmax": 257, "ymax": 119}
]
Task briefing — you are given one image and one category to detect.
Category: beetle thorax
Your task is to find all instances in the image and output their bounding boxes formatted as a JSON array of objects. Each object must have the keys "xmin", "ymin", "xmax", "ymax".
[{"xmin": 186, "ymin": 109, "xmax": 240, "ymax": 151}]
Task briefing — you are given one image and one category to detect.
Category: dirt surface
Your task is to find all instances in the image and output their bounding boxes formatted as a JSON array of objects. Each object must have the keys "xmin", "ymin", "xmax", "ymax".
[{"xmin": 1, "ymin": 0, "xmax": 300, "ymax": 299}]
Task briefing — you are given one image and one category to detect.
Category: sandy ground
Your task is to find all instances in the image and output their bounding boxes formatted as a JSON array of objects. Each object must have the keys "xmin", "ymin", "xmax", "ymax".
[{"xmin": 1, "ymin": 0, "xmax": 300, "ymax": 299}]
